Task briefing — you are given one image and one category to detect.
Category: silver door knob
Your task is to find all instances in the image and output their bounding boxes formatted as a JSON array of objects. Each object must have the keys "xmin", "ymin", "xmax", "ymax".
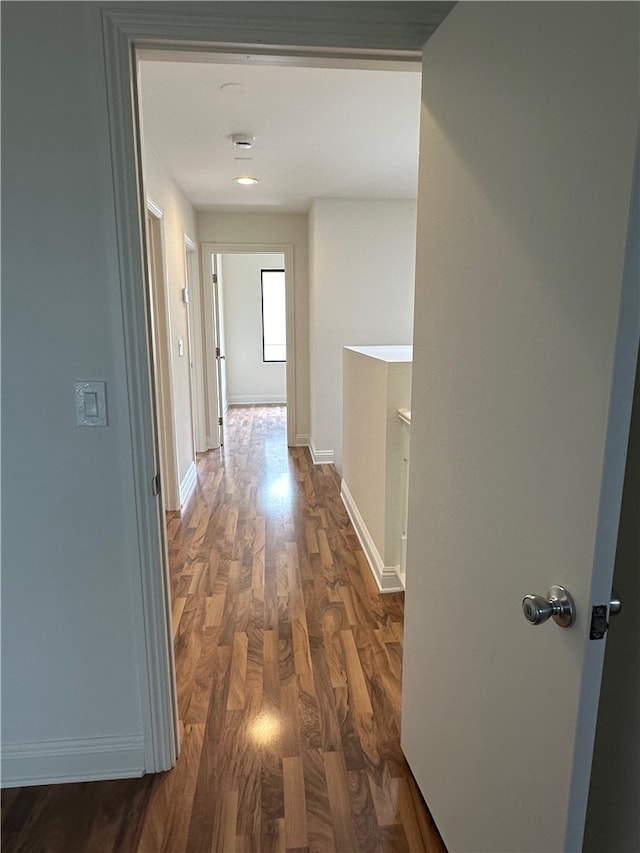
[{"xmin": 522, "ymin": 585, "xmax": 576, "ymax": 628}]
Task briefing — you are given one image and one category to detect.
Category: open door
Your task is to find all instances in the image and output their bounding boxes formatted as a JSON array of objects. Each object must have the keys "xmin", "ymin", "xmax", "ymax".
[
  {"xmin": 402, "ymin": 5, "xmax": 639, "ymax": 852},
  {"xmin": 200, "ymin": 248, "xmax": 223, "ymax": 449},
  {"xmin": 213, "ymin": 254, "xmax": 227, "ymax": 443},
  {"xmin": 145, "ymin": 201, "xmax": 180, "ymax": 510}
]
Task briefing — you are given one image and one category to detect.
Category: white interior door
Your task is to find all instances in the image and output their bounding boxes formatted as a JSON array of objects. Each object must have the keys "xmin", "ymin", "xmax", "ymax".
[
  {"xmin": 213, "ymin": 255, "xmax": 228, "ymax": 434},
  {"xmin": 146, "ymin": 202, "xmax": 180, "ymax": 511},
  {"xmin": 402, "ymin": 5, "xmax": 639, "ymax": 853},
  {"xmin": 184, "ymin": 236, "xmax": 207, "ymax": 454},
  {"xmin": 201, "ymin": 247, "xmax": 222, "ymax": 449}
]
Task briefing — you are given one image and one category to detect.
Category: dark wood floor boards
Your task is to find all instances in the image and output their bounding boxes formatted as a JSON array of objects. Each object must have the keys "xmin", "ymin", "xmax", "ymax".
[{"xmin": 1, "ymin": 405, "xmax": 445, "ymax": 853}]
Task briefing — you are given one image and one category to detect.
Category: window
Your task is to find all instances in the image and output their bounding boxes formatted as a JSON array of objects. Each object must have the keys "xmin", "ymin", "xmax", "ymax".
[{"xmin": 261, "ymin": 269, "xmax": 286, "ymax": 362}]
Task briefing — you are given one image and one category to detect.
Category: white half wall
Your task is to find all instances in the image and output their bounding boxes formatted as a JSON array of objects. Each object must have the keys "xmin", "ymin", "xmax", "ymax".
[
  {"xmin": 220, "ymin": 253, "xmax": 286, "ymax": 405},
  {"xmin": 309, "ymin": 198, "xmax": 416, "ymax": 472},
  {"xmin": 342, "ymin": 346, "xmax": 412, "ymax": 585}
]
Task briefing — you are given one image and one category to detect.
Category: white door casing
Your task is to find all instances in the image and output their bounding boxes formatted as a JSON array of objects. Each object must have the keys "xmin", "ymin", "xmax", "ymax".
[
  {"xmin": 401, "ymin": 4, "xmax": 638, "ymax": 852},
  {"xmin": 214, "ymin": 255, "xmax": 227, "ymax": 436},
  {"xmin": 202, "ymin": 243, "xmax": 296, "ymax": 447},
  {"xmin": 102, "ymin": 5, "xmax": 426, "ymax": 775},
  {"xmin": 184, "ymin": 235, "xmax": 207, "ymax": 454},
  {"xmin": 200, "ymin": 246, "xmax": 222, "ymax": 450},
  {"xmin": 146, "ymin": 200, "xmax": 180, "ymax": 512}
]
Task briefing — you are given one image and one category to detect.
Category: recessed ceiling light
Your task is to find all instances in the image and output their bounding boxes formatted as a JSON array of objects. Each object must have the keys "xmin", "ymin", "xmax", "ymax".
[
  {"xmin": 234, "ymin": 176, "xmax": 259, "ymax": 186},
  {"xmin": 220, "ymin": 82, "xmax": 248, "ymax": 95},
  {"xmin": 229, "ymin": 133, "xmax": 254, "ymax": 149}
]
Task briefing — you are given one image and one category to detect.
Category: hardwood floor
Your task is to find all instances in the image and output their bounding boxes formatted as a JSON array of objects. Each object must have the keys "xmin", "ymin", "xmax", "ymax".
[{"xmin": 2, "ymin": 405, "xmax": 445, "ymax": 853}]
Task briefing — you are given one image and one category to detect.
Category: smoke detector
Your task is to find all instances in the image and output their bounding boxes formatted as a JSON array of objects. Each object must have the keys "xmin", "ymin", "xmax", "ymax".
[{"xmin": 229, "ymin": 133, "xmax": 254, "ymax": 150}]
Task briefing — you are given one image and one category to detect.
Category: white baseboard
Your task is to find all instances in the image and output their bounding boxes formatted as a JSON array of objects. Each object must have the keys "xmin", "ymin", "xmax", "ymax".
[
  {"xmin": 309, "ymin": 438, "xmax": 334, "ymax": 465},
  {"xmin": 294, "ymin": 433, "xmax": 310, "ymax": 447},
  {"xmin": 227, "ymin": 395, "xmax": 286, "ymax": 405},
  {"xmin": 179, "ymin": 461, "xmax": 197, "ymax": 507},
  {"xmin": 340, "ymin": 480, "xmax": 404, "ymax": 593},
  {"xmin": 1, "ymin": 735, "xmax": 145, "ymax": 787}
]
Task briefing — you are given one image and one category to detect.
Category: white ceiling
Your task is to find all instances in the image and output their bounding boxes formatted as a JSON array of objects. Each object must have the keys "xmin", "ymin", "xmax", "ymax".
[{"xmin": 138, "ymin": 58, "xmax": 422, "ymax": 213}]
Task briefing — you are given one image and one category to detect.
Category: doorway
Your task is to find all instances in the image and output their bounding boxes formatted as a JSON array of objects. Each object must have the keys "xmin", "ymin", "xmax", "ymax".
[
  {"xmin": 202, "ymin": 245, "xmax": 296, "ymax": 448},
  {"xmin": 102, "ymin": 4, "xmax": 426, "ymax": 776},
  {"xmin": 146, "ymin": 199, "xmax": 181, "ymax": 512},
  {"xmin": 184, "ymin": 235, "xmax": 205, "ymax": 455},
  {"xmin": 136, "ymin": 52, "xmax": 421, "ymax": 467}
]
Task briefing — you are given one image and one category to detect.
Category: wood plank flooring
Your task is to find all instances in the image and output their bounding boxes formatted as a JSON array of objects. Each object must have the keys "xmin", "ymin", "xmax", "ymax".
[{"xmin": 2, "ymin": 405, "xmax": 445, "ymax": 853}]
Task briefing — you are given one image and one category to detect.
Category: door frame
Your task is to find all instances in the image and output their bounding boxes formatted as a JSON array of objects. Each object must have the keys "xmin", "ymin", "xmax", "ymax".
[
  {"xmin": 101, "ymin": 5, "xmax": 422, "ymax": 773},
  {"xmin": 146, "ymin": 198, "xmax": 181, "ymax": 511},
  {"xmin": 213, "ymin": 255, "xmax": 227, "ymax": 443},
  {"xmin": 184, "ymin": 234, "xmax": 206, "ymax": 454},
  {"xmin": 202, "ymin": 243, "xmax": 296, "ymax": 447}
]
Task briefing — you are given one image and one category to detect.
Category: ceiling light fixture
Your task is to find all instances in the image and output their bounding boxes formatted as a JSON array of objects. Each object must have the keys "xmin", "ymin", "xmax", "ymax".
[
  {"xmin": 229, "ymin": 132, "xmax": 255, "ymax": 149},
  {"xmin": 234, "ymin": 176, "xmax": 259, "ymax": 186}
]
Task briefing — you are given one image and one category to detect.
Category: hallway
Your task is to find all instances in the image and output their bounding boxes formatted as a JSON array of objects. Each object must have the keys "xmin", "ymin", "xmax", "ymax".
[{"xmin": 2, "ymin": 406, "xmax": 445, "ymax": 852}]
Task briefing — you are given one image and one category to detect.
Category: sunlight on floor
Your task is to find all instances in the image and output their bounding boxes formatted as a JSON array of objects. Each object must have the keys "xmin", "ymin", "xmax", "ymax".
[{"xmin": 268, "ymin": 473, "xmax": 292, "ymax": 501}]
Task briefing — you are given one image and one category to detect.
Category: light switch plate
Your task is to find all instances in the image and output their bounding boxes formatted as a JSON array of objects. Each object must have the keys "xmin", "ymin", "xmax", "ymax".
[{"xmin": 75, "ymin": 381, "xmax": 107, "ymax": 427}]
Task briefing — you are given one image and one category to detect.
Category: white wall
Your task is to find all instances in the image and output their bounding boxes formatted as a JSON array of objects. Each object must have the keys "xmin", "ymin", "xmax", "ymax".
[
  {"xmin": 1, "ymin": 2, "xmax": 146, "ymax": 784},
  {"xmin": 220, "ymin": 253, "xmax": 286, "ymax": 405},
  {"xmin": 142, "ymin": 140, "xmax": 199, "ymax": 494},
  {"xmin": 308, "ymin": 198, "xmax": 416, "ymax": 470},
  {"xmin": 198, "ymin": 212, "xmax": 310, "ymax": 443}
]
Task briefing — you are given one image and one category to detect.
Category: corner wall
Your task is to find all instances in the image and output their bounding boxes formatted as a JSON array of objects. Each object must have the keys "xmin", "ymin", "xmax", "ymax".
[{"xmin": 308, "ymin": 198, "xmax": 416, "ymax": 471}]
